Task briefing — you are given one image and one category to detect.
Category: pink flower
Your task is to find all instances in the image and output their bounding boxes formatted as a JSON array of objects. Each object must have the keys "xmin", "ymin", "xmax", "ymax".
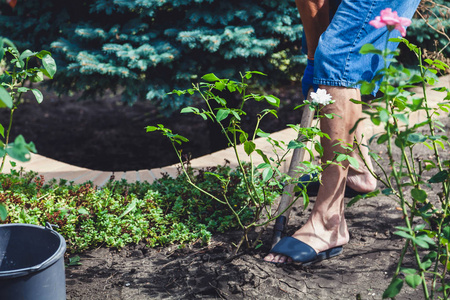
[
  {"xmin": 6, "ymin": 0, "xmax": 17, "ymax": 8},
  {"xmin": 369, "ymin": 8, "xmax": 412, "ymax": 37}
]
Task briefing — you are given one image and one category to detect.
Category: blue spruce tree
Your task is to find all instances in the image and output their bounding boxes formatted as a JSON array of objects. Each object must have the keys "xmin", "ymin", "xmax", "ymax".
[
  {"xmin": 0, "ymin": 0, "xmax": 305, "ymax": 115},
  {"xmin": 0, "ymin": 0, "xmax": 447, "ymax": 115}
]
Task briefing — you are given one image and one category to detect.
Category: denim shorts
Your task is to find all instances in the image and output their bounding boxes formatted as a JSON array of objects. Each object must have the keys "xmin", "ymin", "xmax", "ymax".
[{"xmin": 311, "ymin": 0, "xmax": 421, "ymax": 94}]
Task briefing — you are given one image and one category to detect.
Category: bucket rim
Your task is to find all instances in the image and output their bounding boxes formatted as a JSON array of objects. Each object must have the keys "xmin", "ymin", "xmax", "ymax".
[{"xmin": 0, "ymin": 223, "xmax": 66, "ymax": 278}]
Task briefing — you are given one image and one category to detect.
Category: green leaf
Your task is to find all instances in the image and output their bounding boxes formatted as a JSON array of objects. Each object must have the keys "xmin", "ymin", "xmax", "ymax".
[
  {"xmin": 443, "ymin": 226, "xmax": 450, "ymax": 240},
  {"xmin": 256, "ymin": 149, "xmax": 270, "ymax": 164},
  {"xmin": 0, "ymin": 86, "xmax": 13, "ymax": 109},
  {"xmin": 256, "ymin": 129, "xmax": 270, "ymax": 138},
  {"xmin": 77, "ymin": 207, "xmax": 89, "ymax": 215},
  {"xmin": 371, "ymin": 116, "xmax": 381, "ymax": 126},
  {"xmin": 395, "ymin": 226, "xmax": 410, "ymax": 232},
  {"xmin": 411, "ymin": 188, "xmax": 427, "ymax": 203},
  {"xmin": 230, "ymin": 110, "xmax": 241, "ymax": 121},
  {"xmin": 407, "ymin": 133, "xmax": 427, "ymax": 144},
  {"xmin": 35, "ymin": 50, "xmax": 51, "ymax": 59},
  {"xmin": 263, "ymin": 95, "xmax": 280, "ymax": 107},
  {"xmin": 41, "ymin": 54, "xmax": 57, "ymax": 79},
  {"xmin": 346, "ymin": 194, "xmax": 364, "ymax": 207},
  {"xmin": 415, "ymin": 234, "xmax": 435, "ymax": 247},
  {"xmin": 245, "ymin": 71, "xmax": 266, "ymax": 77},
  {"xmin": 6, "ymin": 135, "xmax": 37, "ymax": 162},
  {"xmin": 169, "ymin": 89, "xmax": 187, "ymax": 96},
  {"xmin": 336, "ymin": 153, "xmax": 347, "ymax": 162},
  {"xmin": 377, "ymin": 133, "xmax": 389, "ymax": 144},
  {"xmin": 409, "ymin": 74, "xmax": 424, "ymax": 84},
  {"xmin": 227, "ymin": 83, "xmax": 237, "ymax": 93},
  {"xmin": 67, "ymin": 255, "xmax": 82, "ymax": 266},
  {"xmin": 239, "ymin": 131, "xmax": 248, "ymax": 143},
  {"xmin": 400, "ymin": 268, "xmax": 417, "ymax": 275},
  {"xmin": 180, "ymin": 107, "xmax": 199, "ymax": 114},
  {"xmin": 244, "ymin": 141, "xmax": 256, "ymax": 155},
  {"xmin": 347, "ymin": 156, "xmax": 359, "ymax": 169},
  {"xmin": 31, "ymin": 89, "xmax": 43, "ymax": 103},
  {"xmin": 405, "ymin": 274, "xmax": 422, "ymax": 289},
  {"xmin": 393, "ymin": 113, "xmax": 408, "ymax": 125},
  {"xmin": 119, "ymin": 198, "xmax": 137, "ymax": 218},
  {"xmin": 413, "ymin": 223, "xmax": 426, "ymax": 232},
  {"xmin": 216, "ymin": 109, "xmax": 230, "ymax": 122},
  {"xmin": 287, "ymin": 140, "xmax": 306, "ymax": 150},
  {"xmin": 349, "ymin": 117, "xmax": 366, "ymax": 134},
  {"xmin": 382, "ymin": 188, "xmax": 393, "ymax": 195},
  {"xmin": 420, "ymin": 259, "xmax": 433, "ymax": 270},
  {"xmin": 0, "ymin": 203, "xmax": 7, "ymax": 221},
  {"xmin": 19, "ymin": 49, "xmax": 37, "ymax": 62},
  {"xmin": 214, "ymin": 81, "xmax": 226, "ymax": 91},
  {"xmin": 145, "ymin": 126, "xmax": 158, "ymax": 132},
  {"xmin": 394, "ymin": 230, "xmax": 414, "ymax": 239},
  {"xmin": 383, "ymin": 277, "xmax": 403, "ymax": 299},
  {"xmin": 0, "ymin": 123, "xmax": 4, "ymax": 138},
  {"xmin": 17, "ymin": 87, "xmax": 29, "ymax": 93},
  {"xmin": 201, "ymin": 73, "xmax": 220, "ymax": 82},
  {"xmin": 314, "ymin": 143, "xmax": 324, "ymax": 157},
  {"xmin": 428, "ymin": 170, "xmax": 449, "ymax": 183},
  {"xmin": 360, "ymin": 81, "xmax": 376, "ymax": 95},
  {"xmin": 379, "ymin": 109, "xmax": 389, "ymax": 122},
  {"xmin": 412, "ymin": 236, "xmax": 430, "ymax": 249},
  {"xmin": 261, "ymin": 166, "xmax": 274, "ymax": 182},
  {"xmin": 30, "ymin": 71, "xmax": 44, "ymax": 83},
  {"xmin": 360, "ymin": 43, "xmax": 382, "ymax": 55}
]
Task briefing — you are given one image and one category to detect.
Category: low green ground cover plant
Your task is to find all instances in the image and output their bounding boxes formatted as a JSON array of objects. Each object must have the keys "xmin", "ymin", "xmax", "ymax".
[{"xmin": 0, "ymin": 164, "xmax": 273, "ymax": 253}]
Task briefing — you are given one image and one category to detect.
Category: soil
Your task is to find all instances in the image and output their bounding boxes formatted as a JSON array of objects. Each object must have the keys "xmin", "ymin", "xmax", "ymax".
[
  {"xmin": 2, "ymin": 85, "xmax": 446, "ymax": 299},
  {"xmin": 1, "ymin": 84, "xmax": 303, "ymax": 172}
]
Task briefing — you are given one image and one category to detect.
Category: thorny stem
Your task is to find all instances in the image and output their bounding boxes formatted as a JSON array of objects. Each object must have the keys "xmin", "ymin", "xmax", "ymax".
[
  {"xmin": 0, "ymin": 107, "xmax": 15, "ymax": 172},
  {"xmin": 418, "ymin": 49, "xmax": 449, "ymax": 201},
  {"xmin": 381, "ymin": 32, "xmax": 430, "ymax": 299},
  {"xmin": 0, "ymin": 72, "xmax": 25, "ymax": 172},
  {"xmin": 197, "ymin": 85, "xmax": 260, "ymax": 208},
  {"xmin": 177, "ymin": 79, "xmax": 293, "ymax": 251},
  {"xmin": 174, "ymin": 146, "xmax": 226, "ymax": 205},
  {"xmin": 415, "ymin": 48, "xmax": 450, "ymax": 298},
  {"xmin": 393, "ymin": 239, "xmax": 411, "ymax": 277}
]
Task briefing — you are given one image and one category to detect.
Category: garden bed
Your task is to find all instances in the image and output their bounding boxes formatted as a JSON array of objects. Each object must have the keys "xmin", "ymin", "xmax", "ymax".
[
  {"xmin": 64, "ymin": 190, "xmax": 423, "ymax": 300},
  {"xmin": 3, "ymin": 84, "xmax": 449, "ymax": 299}
]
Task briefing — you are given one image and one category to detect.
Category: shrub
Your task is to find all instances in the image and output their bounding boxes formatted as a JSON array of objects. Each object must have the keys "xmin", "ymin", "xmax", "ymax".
[{"xmin": 0, "ymin": 0, "xmax": 304, "ymax": 115}]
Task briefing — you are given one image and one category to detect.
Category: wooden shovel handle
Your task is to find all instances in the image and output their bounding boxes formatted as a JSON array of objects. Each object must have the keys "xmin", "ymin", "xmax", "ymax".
[{"xmin": 271, "ymin": 96, "xmax": 315, "ymax": 247}]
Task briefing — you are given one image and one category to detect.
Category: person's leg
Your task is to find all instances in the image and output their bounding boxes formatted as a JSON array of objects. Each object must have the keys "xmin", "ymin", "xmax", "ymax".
[
  {"xmin": 264, "ymin": 0, "xmax": 420, "ymax": 263},
  {"xmin": 265, "ymin": 86, "xmax": 361, "ymax": 263},
  {"xmin": 347, "ymin": 125, "xmax": 377, "ymax": 193}
]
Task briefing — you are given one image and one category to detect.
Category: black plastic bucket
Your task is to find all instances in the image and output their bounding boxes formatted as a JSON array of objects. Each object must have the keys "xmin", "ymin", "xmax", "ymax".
[{"xmin": 0, "ymin": 223, "xmax": 66, "ymax": 300}]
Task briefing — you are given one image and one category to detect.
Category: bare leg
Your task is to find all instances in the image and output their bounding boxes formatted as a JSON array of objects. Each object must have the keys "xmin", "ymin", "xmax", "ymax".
[
  {"xmin": 347, "ymin": 125, "xmax": 377, "ymax": 193},
  {"xmin": 265, "ymin": 86, "xmax": 366, "ymax": 263}
]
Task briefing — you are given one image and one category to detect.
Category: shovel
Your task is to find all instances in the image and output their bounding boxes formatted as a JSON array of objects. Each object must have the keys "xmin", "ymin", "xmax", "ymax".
[{"xmin": 271, "ymin": 91, "xmax": 315, "ymax": 247}]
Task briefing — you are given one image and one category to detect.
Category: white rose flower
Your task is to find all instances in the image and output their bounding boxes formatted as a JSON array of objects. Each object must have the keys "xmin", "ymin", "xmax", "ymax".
[{"xmin": 310, "ymin": 88, "xmax": 333, "ymax": 106}]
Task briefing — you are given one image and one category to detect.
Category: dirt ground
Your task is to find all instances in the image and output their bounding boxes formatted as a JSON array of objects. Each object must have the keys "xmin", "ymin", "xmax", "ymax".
[
  {"xmin": 64, "ymin": 193, "xmax": 424, "ymax": 300},
  {"xmin": 2, "ymin": 85, "xmax": 446, "ymax": 299}
]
